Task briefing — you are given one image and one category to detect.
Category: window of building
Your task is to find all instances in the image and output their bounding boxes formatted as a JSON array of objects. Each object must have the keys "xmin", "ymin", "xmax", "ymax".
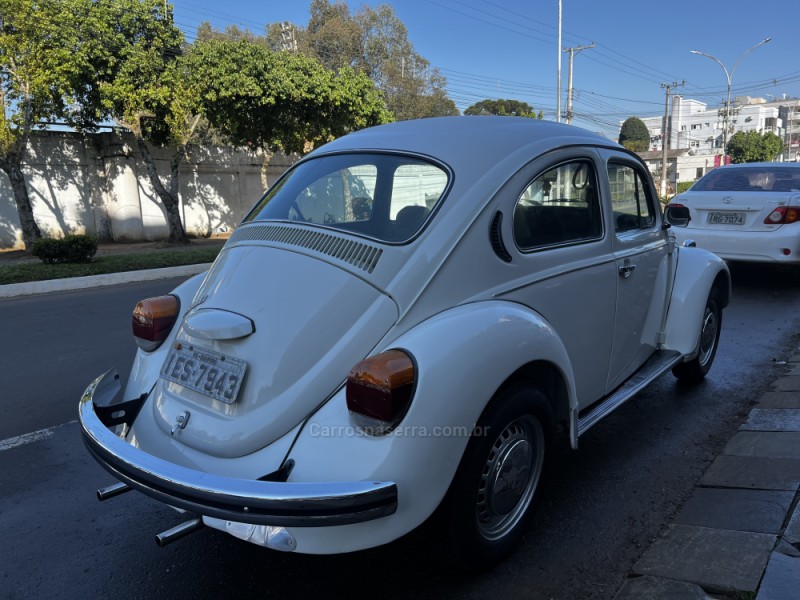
[{"xmin": 696, "ymin": 167, "xmax": 704, "ymax": 179}]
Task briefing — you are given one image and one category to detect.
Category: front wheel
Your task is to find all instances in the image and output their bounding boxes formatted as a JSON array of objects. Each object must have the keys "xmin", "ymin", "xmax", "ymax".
[
  {"xmin": 672, "ymin": 288, "xmax": 722, "ymax": 383},
  {"xmin": 440, "ymin": 384, "xmax": 552, "ymax": 569}
]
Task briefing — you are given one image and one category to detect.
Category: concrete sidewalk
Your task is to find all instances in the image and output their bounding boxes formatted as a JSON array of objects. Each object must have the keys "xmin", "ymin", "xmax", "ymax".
[{"xmin": 615, "ymin": 354, "xmax": 800, "ymax": 599}]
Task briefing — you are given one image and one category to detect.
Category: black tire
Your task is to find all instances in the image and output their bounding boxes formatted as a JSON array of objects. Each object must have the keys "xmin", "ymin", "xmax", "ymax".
[
  {"xmin": 440, "ymin": 383, "xmax": 552, "ymax": 570},
  {"xmin": 672, "ymin": 288, "xmax": 722, "ymax": 383}
]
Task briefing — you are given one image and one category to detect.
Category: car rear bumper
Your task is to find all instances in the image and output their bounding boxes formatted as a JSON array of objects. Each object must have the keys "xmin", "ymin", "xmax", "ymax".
[
  {"xmin": 674, "ymin": 226, "xmax": 800, "ymax": 263},
  {"xmin": 79, "ymin": 370, "xmax": 398, "ymax": 527}
]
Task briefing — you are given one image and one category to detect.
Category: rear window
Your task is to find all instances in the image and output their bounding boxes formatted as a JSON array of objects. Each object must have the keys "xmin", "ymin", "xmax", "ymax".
[
  {"xmin": 692, "ymin": 167, "xmax": 800, "ymax": 192},
  {"xmin": 245, "ymin": 153, "xmax": 449, "ymax": 243}
]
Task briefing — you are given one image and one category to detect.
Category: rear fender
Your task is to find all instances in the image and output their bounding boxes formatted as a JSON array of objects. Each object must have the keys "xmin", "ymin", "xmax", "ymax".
[
  {"xmin": 285, "ymin": 301, "xmax": 575, "ymax": 552},
  {"xmin": 122, "ymin": 273, "xmax": 207, "ymax": 401},
  {"xmin": 662, "ymin": 247, "xmax": 730, "ymax": 356}
]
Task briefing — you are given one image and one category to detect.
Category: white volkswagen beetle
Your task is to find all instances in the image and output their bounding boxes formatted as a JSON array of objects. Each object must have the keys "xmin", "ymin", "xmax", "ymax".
[{"xmin": 80, "ymin": 117, "xmax": 730, "ymax": 568}]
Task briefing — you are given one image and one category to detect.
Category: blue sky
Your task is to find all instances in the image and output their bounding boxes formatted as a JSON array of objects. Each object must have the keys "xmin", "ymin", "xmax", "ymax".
[{"xmin": 170, "ymin": 0, "xmax": 800, "ymax": 138}]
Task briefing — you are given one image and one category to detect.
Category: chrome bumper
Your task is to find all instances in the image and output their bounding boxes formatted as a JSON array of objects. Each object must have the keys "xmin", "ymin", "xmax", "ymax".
[{"xmin": 79, "ymin": 370, "xmax": 398, "ymax": 527}]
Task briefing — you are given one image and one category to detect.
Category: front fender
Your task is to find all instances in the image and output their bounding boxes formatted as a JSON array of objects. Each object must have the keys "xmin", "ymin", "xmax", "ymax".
[
  {"xmin": 284, "ymin": 300, "xmax": 575, "ymax": 553},
  {"xmin": 662, "ymin": 246, "xmax": 730, "ymax": 356}
]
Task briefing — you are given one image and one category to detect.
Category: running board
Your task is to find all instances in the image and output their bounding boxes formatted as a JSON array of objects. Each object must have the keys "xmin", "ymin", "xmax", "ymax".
[{"xmin": 577, "ymin": 350, "xmax": 683, "ymax": 437}]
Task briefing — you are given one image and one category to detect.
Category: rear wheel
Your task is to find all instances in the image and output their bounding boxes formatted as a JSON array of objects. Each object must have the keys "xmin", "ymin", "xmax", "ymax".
[
  {"xmin": 672, "ymin": 288, "xmax": 722, "ymax": 383},
  {"xmin": 441, "ymin": 384, "xmax": 552, "ymax": 569}
]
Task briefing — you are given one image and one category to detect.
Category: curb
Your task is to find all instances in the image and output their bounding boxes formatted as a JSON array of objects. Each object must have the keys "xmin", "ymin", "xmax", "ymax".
[{"xmin": 0, "ymin": 263, "xmax": 211, "ymax": 299}]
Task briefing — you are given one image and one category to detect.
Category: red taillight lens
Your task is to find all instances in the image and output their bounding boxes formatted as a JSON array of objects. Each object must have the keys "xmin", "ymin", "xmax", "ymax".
[
  {"xmin": 132, "ymin": 295, "xmax": 180, "ymax": 351},
  {"xmin": 346, "ymin": 349, "xmax": 416, "ymax": 435},
  {"xmin": 764, "ymin": 206, "xmax": 800, "ymax": 225}
]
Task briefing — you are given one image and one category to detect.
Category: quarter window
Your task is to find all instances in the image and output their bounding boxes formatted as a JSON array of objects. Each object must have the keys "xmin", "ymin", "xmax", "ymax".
[
  {"xmin": 607, "ymin": 163, "xmax": 655, "ymax": 232},
  {"xmin": 513, "ymin": 160, "xmax": 603, "ymax": 250}
]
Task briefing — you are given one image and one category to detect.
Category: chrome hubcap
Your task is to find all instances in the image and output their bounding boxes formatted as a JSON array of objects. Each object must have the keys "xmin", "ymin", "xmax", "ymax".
[
  {"xmin": 698, "ymin": 306, "xmax": 718, "ymax": 367},
  {"xmin": 476, "ymin": 415, "xmax": 544, "ymax": 540}
]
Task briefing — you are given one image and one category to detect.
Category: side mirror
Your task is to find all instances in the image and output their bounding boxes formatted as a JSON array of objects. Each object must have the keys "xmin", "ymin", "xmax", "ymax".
[{"xmin": 664, "ymin": 204, "xmax": 691, "ymax": 227}]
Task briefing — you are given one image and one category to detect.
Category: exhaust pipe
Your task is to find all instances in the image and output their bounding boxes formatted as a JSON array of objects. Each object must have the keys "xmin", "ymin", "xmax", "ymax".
[
  {"xmin": 97, "ymin": 482, "xmax": 130, "ymax": 501},
  {"xmin": 155, "ymin": 517, "xmax": 204, "ymax": 547}
]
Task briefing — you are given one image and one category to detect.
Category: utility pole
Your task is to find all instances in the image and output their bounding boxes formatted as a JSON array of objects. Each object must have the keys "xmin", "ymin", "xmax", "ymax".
[
  {"xmin": 659, "ymin": 81, "xmax": 685, "ymax": 199},
  {"xmin": 563, "ymin": 42, "xmax": 594, "ymax": 125},
  {"xmin": 557, "ymin": 0, "xmax": 562, "ymax": 122}
]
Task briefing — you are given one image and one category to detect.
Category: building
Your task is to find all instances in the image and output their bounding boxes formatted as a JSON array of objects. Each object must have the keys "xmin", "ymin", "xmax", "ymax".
[{"xmin": 631, "ymin": 96, "xmax": 800, "ymax": 195}]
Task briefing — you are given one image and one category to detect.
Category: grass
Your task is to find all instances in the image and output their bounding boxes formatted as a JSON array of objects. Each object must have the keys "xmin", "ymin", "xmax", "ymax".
[{"xmin": 0, "ymin": 246, "xmax": 221, "ymax": 285}]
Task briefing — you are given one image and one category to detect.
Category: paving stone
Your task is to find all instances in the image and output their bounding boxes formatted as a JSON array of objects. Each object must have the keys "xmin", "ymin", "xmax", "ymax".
[
  {"xmin": 741, "ymin": 408, "xmax": 800, "ymax": 432},
  {"xmin": 700, "ymin": 455, "xmax": 800, "ymax": 491},
  {"xmin": 674, "ymin": 488, "xmax": 794, "ymax": 534},
  {"xmin": 775, "ymin": 540, "xmax": 800, "ymax": 558},
  {"xmin": 723, "ymin": 432, "xmax": 800, "ymax": 459},
  {"xmin": 632, "ymin": 525, "xmax": 775, "ymax": 594},
  {"xmin": 757, "ymin": 391, "xmax": 800, "ymax": 408},
  {"xmin": 613, "ymin": 576, "xmax": 711, "ymax": 600},
  {"xmin": 756, "ymin": 551, "xmax": 800, "ymax": 600},
  {"xmin": 786, "ymin": 502, "xmax": 800, "ymax": 546},
  {"xmin": 773, "ymin": 376, "xmax": 800, "ymax": 391}
]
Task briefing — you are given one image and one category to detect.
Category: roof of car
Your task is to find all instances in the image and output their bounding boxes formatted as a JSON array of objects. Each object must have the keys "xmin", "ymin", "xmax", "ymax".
[
  {"xmin": 312, "ymin": 116, "xmax": 619, "ymax": 167},
  {"xmin": 714, "ymin": 162, "xmax": 800, "ymax": 169}
]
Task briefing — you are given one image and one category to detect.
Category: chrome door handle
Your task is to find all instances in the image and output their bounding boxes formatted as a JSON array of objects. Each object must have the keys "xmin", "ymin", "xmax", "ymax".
[{"xmin": 618, "ymin": 264, "xmax": 636, "ymax": 278}]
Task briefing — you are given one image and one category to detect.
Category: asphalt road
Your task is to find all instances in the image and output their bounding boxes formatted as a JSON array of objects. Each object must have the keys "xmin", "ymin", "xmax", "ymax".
[{"xmin": 1, "ymin": 264, "xmax": 799, "ymax": 600}]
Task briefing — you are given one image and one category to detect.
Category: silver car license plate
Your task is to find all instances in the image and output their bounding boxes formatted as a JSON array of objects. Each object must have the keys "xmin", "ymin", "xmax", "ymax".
[
  {"xmin": 707, "ymin": 211, "xmax": 745, "ymax": 225},
  {"xmin": 161, "ymin": 344, "xmax": 246, "ymax": 404}
]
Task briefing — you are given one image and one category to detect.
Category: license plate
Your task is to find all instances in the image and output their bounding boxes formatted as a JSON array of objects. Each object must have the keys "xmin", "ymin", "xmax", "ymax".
[
  {"xmin": 160, "ymin": 344, "xmax": 246, "ymax": 404},
  {"xmin": 707, "ymin": 211, "xmax": 745, "ymax": 225}
]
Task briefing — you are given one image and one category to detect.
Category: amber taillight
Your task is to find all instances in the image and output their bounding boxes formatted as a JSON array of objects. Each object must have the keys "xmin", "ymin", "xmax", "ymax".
[
  {"xmin": 132, "ymin": 295, "xmax": 180, "ymax": 351},
  {"xmin": 346, "ymin": 349, "xmax": 416, "ymax": 435}
]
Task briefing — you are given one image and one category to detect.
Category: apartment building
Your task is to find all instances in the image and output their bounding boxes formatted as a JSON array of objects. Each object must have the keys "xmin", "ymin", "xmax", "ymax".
[{"xmin": 632, "ymin": 96, "xmax": 799, "ymax": 193}]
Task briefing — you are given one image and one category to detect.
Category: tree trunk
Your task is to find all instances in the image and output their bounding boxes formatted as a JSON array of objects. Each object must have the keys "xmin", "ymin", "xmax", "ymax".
[
  {"xmin": 0, "ymin": 154, "xmax": 42, "ymax": 249},
  {"xmin": 136, "ymin": 138, "xmax": 188, "ymax": 244},
  {"xmin": 260, "ymin": 147, "xmax": 274, "ymax": 191}
]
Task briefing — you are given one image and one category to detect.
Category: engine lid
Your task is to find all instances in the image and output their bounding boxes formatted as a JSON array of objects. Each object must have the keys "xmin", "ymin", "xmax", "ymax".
[{"xmin": 152, "ymin": 244, "xmax": 398, "ymax": 458}]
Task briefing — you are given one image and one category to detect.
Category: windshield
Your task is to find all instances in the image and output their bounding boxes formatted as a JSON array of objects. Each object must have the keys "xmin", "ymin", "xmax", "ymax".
[
  {"xmin": 245, "ymin": 153, "xmax": 450, "ymax": 243},
  {"xmin": 692, "ymin": 167, "xmax": 800, "ymax": 192}
]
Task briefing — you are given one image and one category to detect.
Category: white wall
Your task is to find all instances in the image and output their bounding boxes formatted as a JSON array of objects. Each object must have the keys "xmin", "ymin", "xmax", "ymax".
[{"xmin": 0, "ymin": 131, "xmax": 294, "ymax": 249}]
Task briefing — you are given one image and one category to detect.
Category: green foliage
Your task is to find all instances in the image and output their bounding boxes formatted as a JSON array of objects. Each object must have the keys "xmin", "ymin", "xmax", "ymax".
[
  {"xmin": 31, "ymin": 235, "xmax": 98, "ymax": 264},
  {"xmin": 619, "ymin": 117, "xmax": 651, "ymax": 153},
  {"xmin": 464, "ymin": 99, "xmax": 541, "ymax": 118},
  {"xmin": 676, "ymin": 180, "xmax": 695, "ymax": 194},
  {"xmin": 727, "ymin": 130, "xmax": 784, "ymax": 163},
  {"xmin": 1, "ymin": 245, "xmax": 221, "ymax": 285},
  {"xmin": 292, "ymin": 1, "xmax": 457, "ymax": 120},
  {"xmin": 187, "ymin": 39, "xmax": 390, "ymax": 156}
]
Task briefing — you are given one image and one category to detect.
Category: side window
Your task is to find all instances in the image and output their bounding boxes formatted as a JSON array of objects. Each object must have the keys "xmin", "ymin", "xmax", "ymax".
[
  {"xmin": 607, "ymin": 163, "xmax": 656, "ymax": 232},
  {"xmin": 513, "ymin": 160, "xmax": 603, "ymax": 250}
]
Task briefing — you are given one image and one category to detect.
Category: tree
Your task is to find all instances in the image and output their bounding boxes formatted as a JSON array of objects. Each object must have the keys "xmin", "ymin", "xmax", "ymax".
[
  {"xmin": 465, "ymin": 99, "xmax": 543, "ymax": 118},
  {"xmin": 284, "ymin": 0, "xmax": 457, "ymax": 120},
  {"xmin": 727, "ymin": 130, "xmax": 783, "ymax": 163},
  {"xmin": 187, "ymin": 39, "xmax": 391, "ymax": 189},
  {"xmin": 97, "ymin": 1, "xmax": 195, "ymax": 244},
  {"xmin": 618, "ymin": 117, "xmax": 650, "ymax": 152},
  {"xmin": 0, "ymin": 0, "xmax": 91, "ymax": 247}
]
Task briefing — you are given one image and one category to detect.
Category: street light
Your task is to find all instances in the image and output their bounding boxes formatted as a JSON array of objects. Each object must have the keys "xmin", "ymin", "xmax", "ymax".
[{"xmin": 690, "ymin": 37, "xmax": 772, "ymax": 158}]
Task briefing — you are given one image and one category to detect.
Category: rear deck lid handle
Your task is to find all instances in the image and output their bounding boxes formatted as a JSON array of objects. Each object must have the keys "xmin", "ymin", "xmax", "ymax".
[{"xmin": 183, "ymin": 309, "xmax": 255, "ymax": 340}]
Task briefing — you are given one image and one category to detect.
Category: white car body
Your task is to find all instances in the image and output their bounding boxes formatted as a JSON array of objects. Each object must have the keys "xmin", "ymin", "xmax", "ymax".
[
  {"xmin": 80, "ymin": 117, "xmax": 730, "ymax": 563},
  {"xmin": 667, "ymin": 162, "xmax": 800, "ymax": 264}
]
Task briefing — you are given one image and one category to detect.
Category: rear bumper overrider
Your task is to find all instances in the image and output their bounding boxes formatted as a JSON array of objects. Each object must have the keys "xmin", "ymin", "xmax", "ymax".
[{"xmin": 79, "ymin": 370, "xmax": 398, "ymax": 527}]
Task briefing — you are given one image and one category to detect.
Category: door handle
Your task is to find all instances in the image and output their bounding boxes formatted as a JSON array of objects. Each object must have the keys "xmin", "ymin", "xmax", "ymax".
[{"xmin": 618, "ymin": 264, "xmax": 636, "ymax": 278}]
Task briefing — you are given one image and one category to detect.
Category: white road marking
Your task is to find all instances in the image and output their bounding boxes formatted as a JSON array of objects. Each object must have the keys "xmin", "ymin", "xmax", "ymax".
[{"xmin": 0, "ymin": 420, "xmax": 77, "ymax": 452}]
